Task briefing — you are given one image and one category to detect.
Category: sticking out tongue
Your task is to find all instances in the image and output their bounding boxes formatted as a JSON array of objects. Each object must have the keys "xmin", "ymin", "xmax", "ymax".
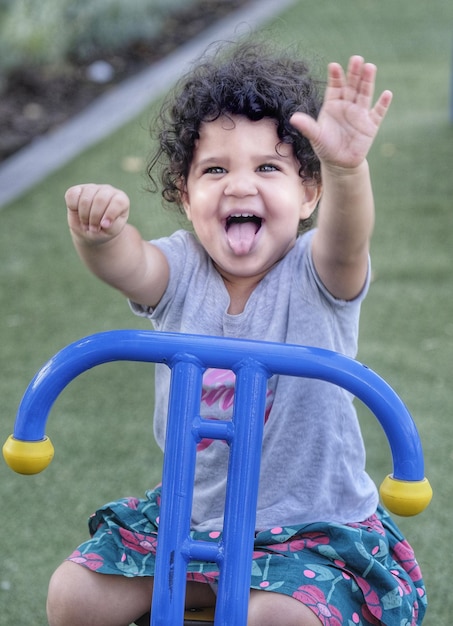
[{"xmin": 226, "ymin": 221, "xmax": 258, "ymax": 255}]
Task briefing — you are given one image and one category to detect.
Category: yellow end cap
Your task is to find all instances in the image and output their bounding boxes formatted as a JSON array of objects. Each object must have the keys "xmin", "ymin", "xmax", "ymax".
[
  {"xmin": 2, "ymin": 435, "xmax": 54, "ymax": 475},
  {"xmin": 379, "ymin": 475, "xmax": 432, "ymax": 516}
]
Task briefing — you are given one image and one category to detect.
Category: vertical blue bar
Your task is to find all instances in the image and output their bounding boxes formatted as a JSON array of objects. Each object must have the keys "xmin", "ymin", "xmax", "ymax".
[
  {"xmin": 151, "ymin": 358, "xmax": 203, "ymax": 626},
  {"xmin": 214, "ymin": 361, "xmax": 269, "ymax": 626}
]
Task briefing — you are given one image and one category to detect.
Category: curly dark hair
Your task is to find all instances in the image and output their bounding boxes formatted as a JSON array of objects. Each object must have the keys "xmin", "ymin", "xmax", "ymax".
[{"xmin": 147, "ymin": 40, "xmax": 324, "ymax": 225}]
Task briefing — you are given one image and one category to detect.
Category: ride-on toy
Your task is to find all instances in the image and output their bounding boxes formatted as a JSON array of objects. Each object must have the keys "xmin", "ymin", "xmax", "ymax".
[{"xmin": 3, "ymin": 330, "xmax": 432, "ymax": 626}]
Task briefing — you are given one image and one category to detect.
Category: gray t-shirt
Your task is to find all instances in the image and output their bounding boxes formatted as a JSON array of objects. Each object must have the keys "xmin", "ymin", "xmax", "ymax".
[{"xmin": 131, "ymin": 229, "xmax": 378, "ymax": 531}]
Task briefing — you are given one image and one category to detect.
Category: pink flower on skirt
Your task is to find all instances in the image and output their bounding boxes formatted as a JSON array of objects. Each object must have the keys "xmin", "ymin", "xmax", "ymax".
[
  {"xmin": 267, "ymin": 531, "xmax": 330, "ymax": 554},
  {"xmin": 392, "ymin": 539, "xmax": 423, "ymax": 583},
  {"xmin": 68, "ymin": 550, "xmax": 104, "ymax": 571},
  {"xmin": 360, "ymin": 603, "xmax": 382, "ymax": 626},
  {"xmin": 119, "ymin": 528, "xmax": 157, "ymax": 555},
  {"xmin": 122, "ymin": 497, "xmax": 140, "ymax": 510},
  {"xmin": 293, "ymin": 585, "xmax": 342, "ymax": 626},
  {"xmin": 353, "ymin": 577, "xmax": 382, "ymax": 623}
]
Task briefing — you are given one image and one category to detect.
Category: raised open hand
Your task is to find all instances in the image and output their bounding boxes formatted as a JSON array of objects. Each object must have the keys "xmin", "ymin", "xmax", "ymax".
[{"xmin": 291, "ymin": 56, "xmax": 392, "ymax": 170}]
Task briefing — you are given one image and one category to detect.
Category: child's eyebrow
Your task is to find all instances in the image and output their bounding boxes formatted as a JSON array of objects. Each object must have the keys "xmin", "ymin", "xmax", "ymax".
[
  {"xmin": 194, "ymin": 157, "xmax": 223, "ymax": 167},
  {"xmin": 259, "ymin": 152, "xmax": 293, "ymax": 162},
  {"xmin": 195, "ymin": 152, "xmax": 292, "ymax": 168}
]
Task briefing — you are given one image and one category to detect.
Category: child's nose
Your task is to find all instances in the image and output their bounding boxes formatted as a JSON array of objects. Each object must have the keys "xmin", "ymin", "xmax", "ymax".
[{"xmin": 223, "ymin": 171, "xmax": 258, "ymax": 197}]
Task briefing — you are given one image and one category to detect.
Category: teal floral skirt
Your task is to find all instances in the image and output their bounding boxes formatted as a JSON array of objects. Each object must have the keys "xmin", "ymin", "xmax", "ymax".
[{"xmin": 68, "ymin": 486, "xmax": 427, "ymax": 625}]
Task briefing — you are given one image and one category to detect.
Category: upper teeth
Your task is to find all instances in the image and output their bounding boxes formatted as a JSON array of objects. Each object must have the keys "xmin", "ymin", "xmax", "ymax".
[{"xmin": 231, "ymin": 213, "xmax": 254, "ymax": 218}]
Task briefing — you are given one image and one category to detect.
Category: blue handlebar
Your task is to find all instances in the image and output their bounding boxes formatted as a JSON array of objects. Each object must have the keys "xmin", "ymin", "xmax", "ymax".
[
  {"xmin": 8, "ymin": 330, "xmax": 425, "ymax": 481},
  {"xmin": 3, "ymin": 330, "xmax": 432, "ymax": 626}
]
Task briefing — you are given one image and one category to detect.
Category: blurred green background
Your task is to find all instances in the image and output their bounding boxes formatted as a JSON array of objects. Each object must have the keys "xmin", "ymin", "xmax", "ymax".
[
  {"xmin": 1, "ymin": 0, "xmax": 452, "ymax": 623},
  {"xmin": 0, "ymin": 0, "xmax": 199, "ymax": 81}
]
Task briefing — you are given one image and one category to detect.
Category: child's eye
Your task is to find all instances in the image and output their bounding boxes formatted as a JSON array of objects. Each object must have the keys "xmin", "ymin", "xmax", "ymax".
[
  {"xmin": 258, "ymin": 163, "xmax": 279, "ymax": 172},
  {"xmin": 205, "ymin": 166, "xmax": 226, "ymax": 175}
]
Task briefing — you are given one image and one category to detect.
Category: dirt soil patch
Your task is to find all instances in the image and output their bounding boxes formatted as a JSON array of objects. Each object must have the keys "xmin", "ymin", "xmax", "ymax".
[{"xmin": 0, "ymin": 0, "xmax": 250, "ymax": 163}]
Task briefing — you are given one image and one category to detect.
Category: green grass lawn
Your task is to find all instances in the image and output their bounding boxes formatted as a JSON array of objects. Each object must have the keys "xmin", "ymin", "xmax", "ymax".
[{"xmin": 1, "ymin": 1, "xmax": 452, "ymax": 623}]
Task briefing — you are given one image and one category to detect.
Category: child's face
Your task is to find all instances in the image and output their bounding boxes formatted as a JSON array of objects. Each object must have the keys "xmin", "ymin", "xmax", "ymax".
[{"xmin": 182, "ymin": 115, "xmax": 320, "ymax": 286}]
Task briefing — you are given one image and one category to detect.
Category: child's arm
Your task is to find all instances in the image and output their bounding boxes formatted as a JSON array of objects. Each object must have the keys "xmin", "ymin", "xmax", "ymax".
[
  {"xmin": 290, "ymin": 56, "xmax": 392, "ymax": 300},
  {"xmin": 65, "ymin": 184, "xmax": 169, "ymax": 308}
]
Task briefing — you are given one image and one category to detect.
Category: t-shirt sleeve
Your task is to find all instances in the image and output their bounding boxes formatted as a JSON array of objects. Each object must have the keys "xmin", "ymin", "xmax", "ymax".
[
  {"xmin": 305, "ymin": 229, "xmax": 371, "ymax": 307},
  {"xmin": 128, "ymin": 229, "xmax": 192, "ymax": 320}
]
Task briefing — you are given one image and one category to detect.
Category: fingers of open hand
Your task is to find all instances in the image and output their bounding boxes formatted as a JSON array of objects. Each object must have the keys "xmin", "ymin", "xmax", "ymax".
[
  {"xmin": 327, "ymin": 57, "xmax": 368, "ymax": 103},
  {"xmin": 328, "ymin": 56, "xmax": 379, "ymax": 108},
  {"xmin": 325, "ymin": 62, "xmax": 346, "ymax": 101},
  {"xmin": 326, "ymin": 56, "xmax": 392, "ymax": 131},
  {"xmin": 370, "ymin": 89, "xmax": 393, "ymax": 126},
  {"xmin": 65, "ymin": 184, "xmax": 129, "ymax": 234}
]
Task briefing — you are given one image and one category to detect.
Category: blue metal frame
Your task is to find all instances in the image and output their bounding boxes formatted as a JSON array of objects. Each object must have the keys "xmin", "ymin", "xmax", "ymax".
[{"xmin": 6, "ymin": 330, "xmax": 428, "ymax": 626}]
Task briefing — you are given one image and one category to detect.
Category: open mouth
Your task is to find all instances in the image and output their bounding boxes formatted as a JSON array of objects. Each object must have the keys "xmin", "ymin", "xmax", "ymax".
[
  {"xmin": 226, "ymin": 213, "xmax": 262, "ymax": 232},
  {"xmin": 225, "ymin": 213, "xmax": 263, "ymax": 255}
]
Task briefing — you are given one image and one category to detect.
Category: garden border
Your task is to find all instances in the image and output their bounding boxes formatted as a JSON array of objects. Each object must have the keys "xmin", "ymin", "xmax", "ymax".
[{"xmin": 0, "ymin": 0, "xmax": 296, "ymax": 208}]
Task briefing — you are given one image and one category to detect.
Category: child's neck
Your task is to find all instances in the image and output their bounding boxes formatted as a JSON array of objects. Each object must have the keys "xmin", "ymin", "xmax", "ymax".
[{"xmin": 222, "ymin": 276, "xmax": 260, "ymax": 315}]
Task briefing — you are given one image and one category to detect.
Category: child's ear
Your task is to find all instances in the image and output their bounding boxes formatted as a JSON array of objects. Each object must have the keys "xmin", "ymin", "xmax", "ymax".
[
  {"xmin": 179, "ymin": 180, "xmax": 192, "ymax": 221},
  {"xmin": 300, "ymin": 181, "xmax": 322, "ymax": 220}
]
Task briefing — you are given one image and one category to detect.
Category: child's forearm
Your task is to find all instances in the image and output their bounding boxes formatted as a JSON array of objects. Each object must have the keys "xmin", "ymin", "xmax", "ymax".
[
  {"xmin": 65, "ymin": 184, "xmax": 169, "ymax": 307},
  {"xmin": 71, "ymin": 222, "xmax": 143, "ymax": 291},
  {"xmin": 71, "ymin": 223, "xmax": 169, "ymax": 307},
  {"xmin": 312, "ymin": 160, "xmax": 374, "ymax": 300},
  {"xmin": 317, "ymin": 160, "xmax": 374, "ymax": 261},
  {"xmin": 290, "ymin": 56, "xmax": 391, "ymax": 299}
]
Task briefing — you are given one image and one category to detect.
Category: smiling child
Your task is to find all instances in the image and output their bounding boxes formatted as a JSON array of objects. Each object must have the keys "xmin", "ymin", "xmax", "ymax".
[{"xmin": 46, "ymin": 41, "xmax": 426, "ymax": 626}]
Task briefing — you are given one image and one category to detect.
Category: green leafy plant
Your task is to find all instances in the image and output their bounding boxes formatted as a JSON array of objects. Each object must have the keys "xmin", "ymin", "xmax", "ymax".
[{"xmin": 0, "ymin": 0, "xmax": 196, "ymax": 86}]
